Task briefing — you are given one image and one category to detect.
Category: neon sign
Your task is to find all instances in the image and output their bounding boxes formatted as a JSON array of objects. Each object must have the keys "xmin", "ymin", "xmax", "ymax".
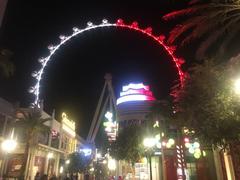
[
  {"xmin": 62, "ymin": 112, "xmax": 76, "ymax": 137},
  {"xmin": 103, "ymin": 111, "xmax": 117, "ymax": 142}
]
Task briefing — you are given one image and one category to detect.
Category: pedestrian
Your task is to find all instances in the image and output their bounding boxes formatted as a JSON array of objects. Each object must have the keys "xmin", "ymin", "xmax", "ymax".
[
  {"xmin": 41, "ymin": 174, "xmax": 48, "ymax": 180},
  {"xmin": 34, "ymin": 172, "xmax": 41, "ymax": 180},
  {"xmin": 118, "ymin": 176, "xmax": 123, "ymax": 180},
  {"xmin": 49, "ymin": 174, "xmax": 57, "ymax": 180}
]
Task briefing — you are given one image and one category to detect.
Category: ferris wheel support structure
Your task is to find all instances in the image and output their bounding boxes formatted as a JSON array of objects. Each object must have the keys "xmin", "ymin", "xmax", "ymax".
[{"xmin": 87, "ymin": 73, "xmax": 117, "ymax": 143}]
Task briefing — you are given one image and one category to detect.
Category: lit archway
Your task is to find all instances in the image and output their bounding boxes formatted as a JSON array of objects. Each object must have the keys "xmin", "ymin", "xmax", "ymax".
[{"xmin": 29, "ymin": 18, "xmax": 185, "ymax": 106}]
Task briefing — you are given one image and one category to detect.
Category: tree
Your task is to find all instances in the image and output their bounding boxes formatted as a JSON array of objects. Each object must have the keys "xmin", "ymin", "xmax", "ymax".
[
  {"xmin": 0, "ymin": 49, "xmax": 14, "ymax": 77},
  {"xmin": 147, "ymin": 99, "xmax": 175, "ymax": 129},
  {"xmin": 163, "ymin": 0, "xmax": 240, "ymax": 60},
  {"xmin": 171, "ymin": 59, "xmax": 240, "ymax": 148},
  {"xmin": 13, "ymin": 107, "xmax": 51, "ymax": 179},
  {"xmin": 66, "ymin": 152, "xmax": 91, "ymax": 174},
  {"xmin": 109, "ymin": 124, "xmax": 145, "ymax": 164}
]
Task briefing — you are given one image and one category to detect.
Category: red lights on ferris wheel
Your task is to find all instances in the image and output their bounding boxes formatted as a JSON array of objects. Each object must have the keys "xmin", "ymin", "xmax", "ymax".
[
  {"xmin": 116, "ymin": 19, "xmax": 124, "ymax": 26},
  {"xmin": 131, "ymin": 21, "xmax": 139, "ymax": 28},
  {"xmin": 144, "ymin": 27, "xmax": 152, "ymax": 34}
]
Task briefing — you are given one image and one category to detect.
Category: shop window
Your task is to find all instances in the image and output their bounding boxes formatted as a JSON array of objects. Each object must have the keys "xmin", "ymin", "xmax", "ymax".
[
  {"xmin": 61, "ymin": 135, "xmax": 69, "ymax": 150},
  {"xmin": 186, "ymin": 162, "xmax": 197, "ymax": 180}
]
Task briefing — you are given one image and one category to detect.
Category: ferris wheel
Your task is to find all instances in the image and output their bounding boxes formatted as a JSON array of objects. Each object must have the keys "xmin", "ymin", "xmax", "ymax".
[{"xmin": 29, "ymin": 18, "xmax": 185, "ymax": 143}]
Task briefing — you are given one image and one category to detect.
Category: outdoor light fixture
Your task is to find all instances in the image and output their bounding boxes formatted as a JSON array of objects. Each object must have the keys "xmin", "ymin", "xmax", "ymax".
[
  {"xmin": 80, "ymin": 148, "xmax": 92, "ymax": 156},
  {"xmin": 47, "ymin": 152, "xmax": 53, "ymax": 159},
  {"xmin": 1, "ymin": 139, "xmax": 17, "ymax": 153},
  {"xmin": 60, "ymin": 166, "xmax": 64, "ymax": 174},
  {"xmin": 234, "ymin": 78, "xmax": 240, "ymax": 94},
  {"xmin": 1, "ymin": 129, "xmax": 17, "ymax": 153},
  {"xmin": 96, "ymin": 153, "xmax": 102, "ymax": 159},
  {"xmin": 104, "ymin": 111, "xmax": 113, "ymax": 121},
  {"xmin": 143, "ymin": 138, "xmax": 156, "ymax": 148},
  {"xmin": 65, "ymin": 159, "xmax": 70, "ymax": 164},
  {"xmin": 102, "ymin": 160, "xmax": 107, "ymax": 164},
  {"xmin": 90, "ymin": 167, "xmax": 94, "ymax": 172},
  {"xmin": 108, "ymin": 158, "xmax": 116, "ymax": 171}
]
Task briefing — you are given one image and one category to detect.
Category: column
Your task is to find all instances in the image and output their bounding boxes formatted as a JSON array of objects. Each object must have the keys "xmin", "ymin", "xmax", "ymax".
[
  {"xmin": 224, "ymin": 151, "xmax": 235, "ymax": 180},
  {"xmin": 213, "ymin": 148, "xmax": 224, "ymax": 180},
  {"xmin": 54, "ymin": 153, "xmax": 60, "ymax": 177}
]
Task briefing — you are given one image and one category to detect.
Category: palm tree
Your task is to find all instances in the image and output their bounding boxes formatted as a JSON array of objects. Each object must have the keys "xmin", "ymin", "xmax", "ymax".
[
  {"xmin": 13, "ymin": 107, "xmax": 51, "ymax": 179},
  {"xmin": 0, "ymin": 49, "xmax": 14, "ymax": 77},
  {"xmin": 163, "ymin": 0, "xmax": 240, "ymax": 60}
]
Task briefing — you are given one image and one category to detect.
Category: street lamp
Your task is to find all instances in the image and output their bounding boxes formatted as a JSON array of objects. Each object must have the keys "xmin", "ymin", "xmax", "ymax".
[
  {"xmin": 1, "ymin": 130, "xmax": 17, "ymax": 177},
  {"xmin": 234, "ymin": 78, "xmax": 240, "ymax": 94},
  {"xmin": 1, "ymin": 129, "xmax": 17, "ymax": 153},
  {"xmin": 1, "ymin": 138, "xmax": 17, "ymax": 153},
  {"xmin": 65, "ymin": 159, "xmax": 70, "ymax": 164},
  {"xmin": 108, "ymin": 158, "xmax": 116, "ymax": 171},
  {"xmin": 143, "ymin": 137, "xmax": 156, "ymax": 180}
]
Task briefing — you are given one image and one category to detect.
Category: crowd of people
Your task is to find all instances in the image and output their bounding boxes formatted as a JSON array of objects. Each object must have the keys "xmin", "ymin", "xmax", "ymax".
[
  {"xmin": 34, "ymin": 172, "xmax": 124, "ymax": 180},
  {"xmin": 34, "ymin": 172, "xmax": 78, "ymax": 180}
]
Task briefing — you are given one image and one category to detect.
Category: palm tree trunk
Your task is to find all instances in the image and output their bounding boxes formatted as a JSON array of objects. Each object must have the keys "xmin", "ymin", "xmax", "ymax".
[{"xmin": 20, "ymin": 137, "xmax": 31, "ymax": 179}]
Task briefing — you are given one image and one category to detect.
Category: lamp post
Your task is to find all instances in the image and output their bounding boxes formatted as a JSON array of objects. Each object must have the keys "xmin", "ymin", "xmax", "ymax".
[
  {"xmin": 143, "ymin": 137, "xmax": 156, "ymax": 180},
  {"xmin": 234, "ymin": 78, "xmax": 240, "ymax": 94},
  {"xmin": 1, "ymin": 130, "xmax": 17, "ymax": 178}
]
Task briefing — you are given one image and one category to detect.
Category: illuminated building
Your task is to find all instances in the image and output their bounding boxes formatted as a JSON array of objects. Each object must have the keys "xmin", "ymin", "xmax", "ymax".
[
  {"xmin": 117, "ymin": 83, "xmax": 156, "ymax": 126},
  {"xmin": 1, "ymin": 105, "xmax": 85, "ymax": 180}
]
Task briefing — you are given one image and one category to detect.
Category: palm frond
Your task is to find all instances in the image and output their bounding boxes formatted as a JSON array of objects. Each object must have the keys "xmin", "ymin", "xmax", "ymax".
[
  {"xmin": 219, "ymin": 23, "xmax": 240, "ymax": 55},
  {"xmin": 180, "ymin": 6, "xmax": 240, "ymax": 45},
  {"xmin": 196, "ymin": 30, "xmax": 224, "ymax": 59},
  {"xmin": 196, "ymin": 15, "xmax": 240, "ymax": 59},
  {"xmin": 163, "ymin": 4, "xmax": 212, "ymax": 20},
  {"xmin": 164, "ymin": 0, "xmax": 240, "ymax": 59},
  {"xmin": 39, "ymin": 117, "xmax": 52, "ymax": 124},
  {"xmin": 167, "ymin": 16, "xmax": 206, "ymax": 44}
]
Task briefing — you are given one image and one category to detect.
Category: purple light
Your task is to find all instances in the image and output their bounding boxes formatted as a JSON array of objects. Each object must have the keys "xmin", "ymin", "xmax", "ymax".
[{"xmin": 80, "ymin": 148, "xmax": 92, "ymax": 156}]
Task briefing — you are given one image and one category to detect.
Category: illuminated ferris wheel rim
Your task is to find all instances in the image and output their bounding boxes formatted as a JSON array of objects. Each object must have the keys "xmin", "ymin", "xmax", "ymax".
[{"xmin": 29, "ymin": 18, "xmax": 185, "ymax": 106}]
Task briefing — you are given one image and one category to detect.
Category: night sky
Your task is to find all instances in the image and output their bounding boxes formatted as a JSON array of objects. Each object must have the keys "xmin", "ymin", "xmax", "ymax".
[{"xmin": 0, "ymin": 0, "xmax": 190, "ymax": 138}]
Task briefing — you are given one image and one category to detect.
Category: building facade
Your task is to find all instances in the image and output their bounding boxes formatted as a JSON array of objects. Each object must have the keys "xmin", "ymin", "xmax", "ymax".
[
  {"xmin": 0, "ymin": 102, "xmax": 85, "ymax": 179},
  {"xmin": 117, "ymin": 83, "xmax": 156, "ymax": 126}
]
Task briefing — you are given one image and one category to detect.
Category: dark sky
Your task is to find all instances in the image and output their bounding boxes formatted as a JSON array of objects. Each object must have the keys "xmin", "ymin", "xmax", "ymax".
[{"xmin": 0, "ymin": 0, "xmax": 189, "ymax": 138}]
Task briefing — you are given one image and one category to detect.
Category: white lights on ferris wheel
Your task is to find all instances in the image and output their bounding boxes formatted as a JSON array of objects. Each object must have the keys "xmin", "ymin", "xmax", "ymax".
[
  {"xmin": 72, "ymin": 27, "xmax": 79, "ymax": 32},
  {"xmin": 47, "ymin": 44, "xmax": 54, "ymax": 50},
  {"xmin": 59, "ymin": 35, "xmax": 66, "ymax": 40},
  {"xmin": 38, "ymin": 57, "xmax": 45, "ymax": 63},
  {"xmin": 28, "ymin": 86, "xmax": 35, "ymax": 93},
  {"xmin": 31, "ymin": 71, "xmax": 39, "ymax": 78},
  {"xmin": 102, "ymin": 19, "xmax": 108, "ymax": 24},
  {"xmin": 87, "ymin": 21, "xmax": 93, "ymax": 27}
]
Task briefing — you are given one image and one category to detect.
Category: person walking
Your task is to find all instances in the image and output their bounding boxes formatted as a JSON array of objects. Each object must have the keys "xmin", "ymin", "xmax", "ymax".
[{"xmin": 34, "ymin": 172, "xmax": 41, "ymax": 180}]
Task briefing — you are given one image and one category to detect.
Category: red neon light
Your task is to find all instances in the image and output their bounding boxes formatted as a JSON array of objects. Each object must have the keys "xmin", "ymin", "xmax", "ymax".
[{"xmin": 116, "ymin": 19, "xmax": 185, "ymax": 86}]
